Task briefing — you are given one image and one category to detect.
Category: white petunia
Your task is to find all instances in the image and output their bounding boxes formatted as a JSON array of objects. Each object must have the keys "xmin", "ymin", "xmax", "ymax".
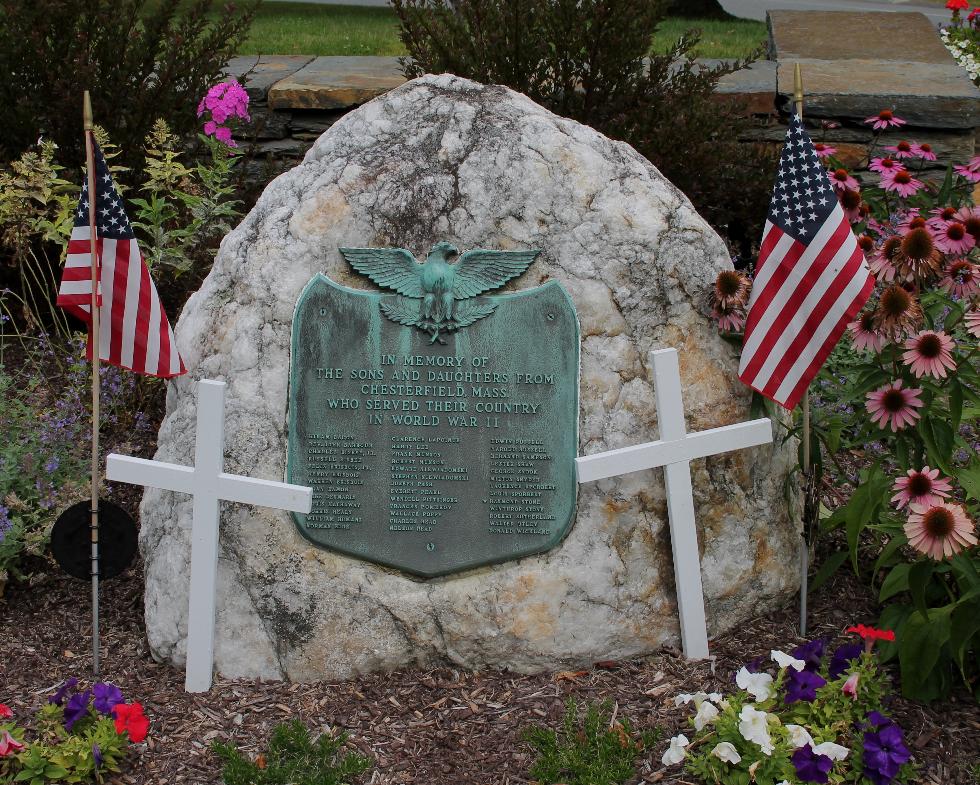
[
  {"xmin": 693, "ymin": 700, "xmax": 719, "ymax": 731},
  {"xmin": 770, "ymin": 649, "xmax": 806, "ymax": 671},
  {"xmin": 737, "ymin": 705, "xmax": 774, "ymax": 756},
  {"xmin": 711, "ymin": 742, "xmax": 741, "ymax": 764},
  {"xmin": 735, "ymin": 667, "xmax": 774, "ymax": 702},
  {"xmin": 674, "ymin": 690, "xmax": 723, "ymax": 707},
  {"xmin": 707, "ymin": 692, "xmax": 723, "ymax": 703},
  {"xmin": 813, "ymin": 741, "xmax": 850, "ymax": 761},
  {"xmin": 661, "ymin": 734, "xmax": 689, "ymax": 765},
  {"xmin": 785, "ymin": 724, "xmax": 815, "ymax": 749}
]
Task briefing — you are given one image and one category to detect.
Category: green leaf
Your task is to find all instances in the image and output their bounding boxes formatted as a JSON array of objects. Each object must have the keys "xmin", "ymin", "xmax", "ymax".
[
  {"xmin": 873, "ymin": 533, "xmax": 908, "ymax": 577},
  {"xmin": 955, "ymin": 461, "xmax": 980, "ymax": 502},
  {"xmin": 897, "ymin": 606, "xmax": 953, "ymax": 700},
  {"xmin": 810, "ymin": 550, "xmax": 849, "ymax": 593},
  {"xmin": 950, "ymin": 553, "xmax": 980, "ymax": 594},
  {"xmin": 949, "ymin": 379, "xmax": 964, "ymax": 432},
  {"xmin": 907, "ymin": 560, "xmax": 935, "ymax": 621},
  {"xmin": 879, "ymin": 562, "xmax": 911, "ymax": 603},
  {"xmin": 937, "ymin": 162, "xmax": 954, "ymax": 205},
  {"xmin": 949, "ymin": 598, "xmax": 980, "ymax": 679},
  {"xmin": 919, "ymin": 418, "xmax": 955, "ymax": 475}
]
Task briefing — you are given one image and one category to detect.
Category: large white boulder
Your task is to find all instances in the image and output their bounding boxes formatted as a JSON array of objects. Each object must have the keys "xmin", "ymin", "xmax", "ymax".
[{"xmin": 141, "ymin": 74, "xmax": 799, "ymax": 680}]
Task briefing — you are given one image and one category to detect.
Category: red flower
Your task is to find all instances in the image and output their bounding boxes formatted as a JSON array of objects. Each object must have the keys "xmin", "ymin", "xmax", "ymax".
[
  {"xmin": 947, "ymin": 0, "xmax": 969, "ymax": 9},
  {"xmin": 0, "ymin": 730, "xmax": 24, "ymax": 757},
  {"xmin": 0, "ymin": 704, "xmax": 12, "ymax": 719},
  {"xmin": 112, "ymin": 702, "xmax": 149, "ymax": 743},
  {"xmin": 847, "ymin": 624, "xmax": 895, "ymax": 641}
]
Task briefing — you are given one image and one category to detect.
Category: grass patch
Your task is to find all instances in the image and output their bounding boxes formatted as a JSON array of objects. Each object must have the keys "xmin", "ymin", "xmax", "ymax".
[
  {"xmin": 241, "ymin": 2, "xmax": 404, "ymax": 56},
  {"xmin": 652, "ymin": 16, "xmax": 767, "ymax": 59},
  {"xmin": 238, "ymin": 3, "xmax": 767, "ymax": 59}
]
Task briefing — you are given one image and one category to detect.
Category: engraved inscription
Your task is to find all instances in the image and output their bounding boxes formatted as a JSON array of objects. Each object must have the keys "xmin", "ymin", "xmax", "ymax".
[{"xmin": 288, "ymin": 274, "xmax": 578, "ymax": 577}]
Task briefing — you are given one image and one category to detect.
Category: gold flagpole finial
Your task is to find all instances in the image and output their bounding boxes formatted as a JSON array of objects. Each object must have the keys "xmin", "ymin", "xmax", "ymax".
[
  {"xmin": 793, "ymin": 63, "xmax": 804, "ymax": 119},
  {"xmin": 83, "ymin": 91, "xmax": 93, "ymax": 132}
]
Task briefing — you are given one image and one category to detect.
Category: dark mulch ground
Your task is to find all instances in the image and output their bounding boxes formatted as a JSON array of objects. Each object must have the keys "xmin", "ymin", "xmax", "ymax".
[{"xmin": 1, "ymin": 556, "xmax": 978, "ymax": 785}]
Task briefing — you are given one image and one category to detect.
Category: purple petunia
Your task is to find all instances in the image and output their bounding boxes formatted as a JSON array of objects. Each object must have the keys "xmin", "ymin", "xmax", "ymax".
[
  {"xmin": 48, "ymin": 677, "xmax": 79, "ymax": 706},
  {"xmin": 93, "ymin": 743, "xmax": 103, "ymax": 770},
  {"xmin": 863, "ymin": 719, "xmax": 910, "ymax": 785},
  {"xmin": 791, "ymin": 639, "xmax": 826, "ymax": 671},
  {"xmin": 64, "ymin": 689, "xmax": 92, "ymax": 731},
  {"xmin": 92, "ymin": 682, "xmax": 124, "ymax": 715},
  {"xmin": 785, "ymin": 669, "xmax": 827, "ymax": 703},
  {"xmin": 792, "ymin": 745, "xmax": 834, "ymax": 783},
  {"xmin": 828, "ymin": 642, "xmax": 863, "ymax": 679}
]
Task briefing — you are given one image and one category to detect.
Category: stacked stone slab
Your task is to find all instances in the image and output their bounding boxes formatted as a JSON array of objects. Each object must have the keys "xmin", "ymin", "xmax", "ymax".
[{"xmin": 222, "ymin": 11, "xmax": 978, "ymax": 178}]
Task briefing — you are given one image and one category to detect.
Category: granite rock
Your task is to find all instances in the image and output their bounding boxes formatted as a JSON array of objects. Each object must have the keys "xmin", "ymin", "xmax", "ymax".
[{"xmin": 142, "ymin": 74, "xmax": 800, "ymax": 681}]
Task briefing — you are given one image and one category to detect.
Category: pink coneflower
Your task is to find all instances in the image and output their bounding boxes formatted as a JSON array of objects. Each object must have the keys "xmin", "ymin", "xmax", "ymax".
[
  {"xmin": 895, "ymin": 209, "xmax": 925, "ymax": 233},
  {"xmin": 904, "ymin": 501, "xmax": 977, "ymax": 560},
  {"xmin": 929, "ymin": 205, "xmax": 960, "ymax": 226},
  {"xmin": 941, "ymin": 259, "xmax": 980, "ymax": 298},
  {"xmin": 954, "ymin": 206, "xmax": 980, "ymax": 243},
  {"xmin": 829, "ymin": 168, "xmax": 859, "ymax": 192},
  {"xmin": 869, "ymin": 236, "xmax": 902, "ymax": 282},
  {"xmin": 848, "ymin": 311, "xmax": 887, "ymax": 352},
  {"xmin": 713, "ymin": 303, "xmax": 745, "ymax": 332},
  {"xmin": 865, "ymin": 110, "xmax": 907, "ymax": 130},
  {"xmin": 891, "ymin": 466, "xmax": 953, "ymax": 509},
  {"xmin": 933, "ymin": 221, "xmax": 976, "ymax": 255},
  {"xmin": 813, "ymin": 142, "xmax": 837, "ymax": 159},
  {"xmin": 870, "ymin": 156, "xmax": 900, "ymax": 175},
  {"xmin": 839, "ymin": 188, "xmax": 863, "ymax": 223},
  {"xmin": 866, "ymin": 380, "xmax": 924, "ymax": 432},
  {"xmin": 885, "ymin": 140, "xmax": 914, "ymax": 159},
  {"xmin": 902, "ymin": 330, "xmax": 956, "ymax": 378},
  {"xmin": 895, "ymin": 228, "xmax": 943, "ymax": 282},
  {"xmin": 874, "ymin": 285, "xmax": 924, "ymax": 339},
  {"xmin": 713, "ymin": 270, "xmax": 751, "ymax": 310},
  {"xmin": 954, "ymin": 155, "xmax": 980, "ymax": 182},
  {"xmin": 910, "ymin": 142, "xmax": 937, "ymax": 161},
  {"xmin": 882, "ymin": 169, "xmax": 924, "ymax": 198},
  {"xmin": 966, "ymin": 309, "xmax": 980, "ymax": 337}
]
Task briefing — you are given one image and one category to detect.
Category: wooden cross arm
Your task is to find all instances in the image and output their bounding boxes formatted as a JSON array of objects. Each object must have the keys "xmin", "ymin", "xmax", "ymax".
[
  {"xmin": 575, "ymin": 418, "xmax": 773, "ymax": 484},
  {"xmin": 216, "ymin": 473, "xmax": 312, "ymax": 513},
  {"xmin": 107, "ymin": 454, "xmax": 196, "ymax": 494}
]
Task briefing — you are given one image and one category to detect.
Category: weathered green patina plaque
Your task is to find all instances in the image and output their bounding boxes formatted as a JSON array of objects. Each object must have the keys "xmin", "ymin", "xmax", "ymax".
[{"xmin": 287, "ymin": 250, "xmax": 578, "ymax": 578}]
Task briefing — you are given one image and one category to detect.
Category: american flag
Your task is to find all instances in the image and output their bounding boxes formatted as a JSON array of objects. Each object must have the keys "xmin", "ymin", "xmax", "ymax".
[
  {"xmin": 57, "ymin": 143, "xmax": 185, "ymax": 378},
  {"xmin": 738, "ymin": 115, "xmax": 873, "ymax": 409}
]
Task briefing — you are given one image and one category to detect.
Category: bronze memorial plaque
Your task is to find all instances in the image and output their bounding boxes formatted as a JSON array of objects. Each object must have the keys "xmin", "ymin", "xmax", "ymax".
[{"xmin": 287, "ymin": 244, "xmax": 579, "ymax": 577}]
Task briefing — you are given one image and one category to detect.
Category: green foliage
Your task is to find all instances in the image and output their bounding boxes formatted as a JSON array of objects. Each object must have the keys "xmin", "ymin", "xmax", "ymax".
[
  {"xmin": 522, "ymin": 699, "xmax": 660, "ymax": 785},
  {"xmin": 0, "ymin": 0, "xmax": 258, "ymax": 166},
  {"xmin": 680, "ymin": 652, "xmax": 915, "ymax": 785},
  {"xmin": 391, "ymin": 0, "xmax": 776, "ymax": 247},
  {"xmin": 1, "ymin": 704, "xmax": 130, "ymax": 784},
  {"xmin": 212, "ymin": 720, "xmax": 373, "ymax": 785}
]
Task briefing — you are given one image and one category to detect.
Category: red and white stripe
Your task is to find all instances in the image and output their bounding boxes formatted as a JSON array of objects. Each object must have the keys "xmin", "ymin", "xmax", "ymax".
[
  {"xmin": 738, "ymin": 206, "xmax": 873, "ymax": 409},
  {"xmin": 57, "ymin": 225, "xmax": 185, "ymax": 378}
]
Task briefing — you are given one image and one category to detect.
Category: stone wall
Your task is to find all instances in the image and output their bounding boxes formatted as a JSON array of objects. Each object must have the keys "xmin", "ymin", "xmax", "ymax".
[{"xmin": 225, "ymin": 10, "xmax": 979, "ymax": 188}]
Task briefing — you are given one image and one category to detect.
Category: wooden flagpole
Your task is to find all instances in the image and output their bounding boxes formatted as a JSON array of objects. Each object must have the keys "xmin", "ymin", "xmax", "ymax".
[
  {"xmin": 83, "ymin": 91, "xmax": 102, "ymax": 676},
  {"xmin": 794, "ymin": 64, "xmax": 812, "ymax": 638}
]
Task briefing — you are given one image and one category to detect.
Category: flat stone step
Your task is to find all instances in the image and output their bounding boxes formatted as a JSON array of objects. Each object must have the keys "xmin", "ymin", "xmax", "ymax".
[
  {"xmin": 225, "ymin": 55, "xmax": 316, "ymax": 101},
  {"xmin": 268, "ymin": 56, "xmax": 407, "ymax": 110}
]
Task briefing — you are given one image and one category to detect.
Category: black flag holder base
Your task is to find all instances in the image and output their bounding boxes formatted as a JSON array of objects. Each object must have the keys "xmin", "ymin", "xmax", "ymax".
[{"xmin": 51, "ymin": 499, "xmax": 137, "ymax": 581}]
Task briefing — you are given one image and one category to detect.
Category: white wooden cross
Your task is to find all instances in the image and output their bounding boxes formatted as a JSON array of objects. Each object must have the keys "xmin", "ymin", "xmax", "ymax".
[
  {"xmin": 575, "ymin": 348, "xmax": 773, "ymax": 660},
  {"xmin": 105, "ymin": 379, "xmax": 312, "ymax": 693}
]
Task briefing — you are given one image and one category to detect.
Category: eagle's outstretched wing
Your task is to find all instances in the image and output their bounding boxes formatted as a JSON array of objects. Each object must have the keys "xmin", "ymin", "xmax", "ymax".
[
  {"xmin": 451, "ymin": 249, "xmax": 539, "ymax": 299},
  {"xmin": 339, "ymin": 248, "xmax": 424, "ymax": 298}
]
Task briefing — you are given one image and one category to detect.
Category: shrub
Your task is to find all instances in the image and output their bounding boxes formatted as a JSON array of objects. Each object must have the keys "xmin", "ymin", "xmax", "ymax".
[
  {"xmin": 0, "ymin": 0, "xmax": 257, "ymax": 167},
  {"xmin": 522, "ymin": 698, "xmax": 660, "ymax": 785},
  {"xmin": 391, "ymin": 0, "xmax": 776, "ymax": 248},
  {"xmin": 212, "ymin": 720, "xmax": 373, "ymax": 785}
]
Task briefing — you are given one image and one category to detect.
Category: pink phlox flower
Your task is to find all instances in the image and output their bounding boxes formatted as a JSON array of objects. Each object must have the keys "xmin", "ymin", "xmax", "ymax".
[
  {"xmin": 813, "ymin": 142, "xmax": 837, "ymax": 159},
  {"xmin": 882, "ymin": 169, "xmax": 924, "ymax": 198},
  {"xmin": 870, "ymin": 156, "xmax": 900, "ymax": 175},
  {"xmin": 902, "ymin": 330, "xmax": 956, "ymax": 378},
  {"xmin": 910, "ymin": 142, "xmax": 938, "ymax": 161},
  {"xmin": 891, "ymin": 466, "xmax": 953, "ymax": 509},
  {"xmin": 885, "ymin": 140, "xmax": 915, "ymax": 159},
  {"xmin": 866, "ymin": 379, "xmax": 924, "ymax": 432},
  {"xmin": 934, "ymin": 221, "xmax": 976, "ymax": 255},
  {"xmin": 830, "ymin": 168, "xmax": 859, "ymax": 192},
  {"xmin": 865, "ymin": 110, "xmax": 907, "ymax": 130},
  {"xmin": 203, "ymin": 120, "xmax": 218, "ymax": 137},
  {"xmin": 214, "ymin": 126, "xmax": 237, "ymax": 147}
]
